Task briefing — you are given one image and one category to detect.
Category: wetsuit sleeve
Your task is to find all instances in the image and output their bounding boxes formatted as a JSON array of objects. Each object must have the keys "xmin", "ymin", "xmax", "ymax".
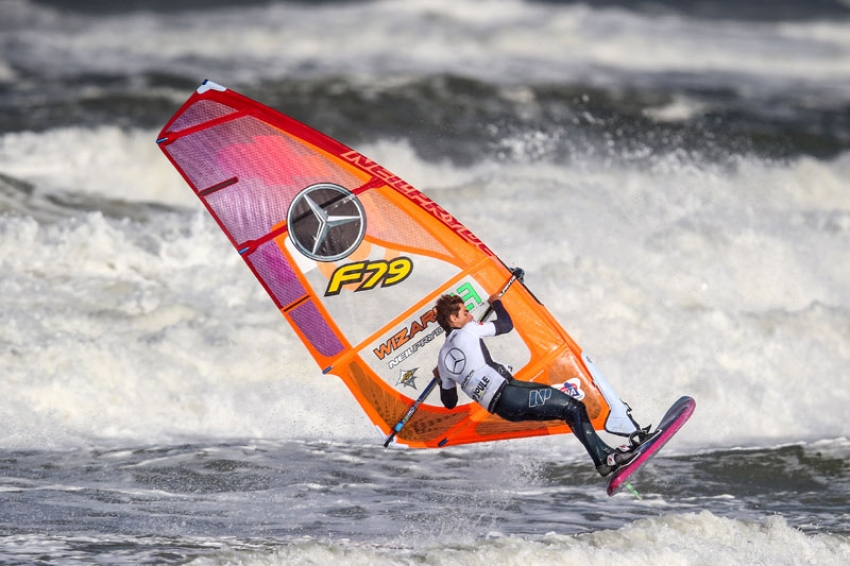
[
  {"xmin": 440, "ymin": 383, "xmax": 458, "ymax": 409},
  {"xmin": 490, "ymin": 299, "xmax": 513, "ymax": 335},
  {"xmin": 436, "ymin": 357, "xmax": 458, "ymax": 409}
]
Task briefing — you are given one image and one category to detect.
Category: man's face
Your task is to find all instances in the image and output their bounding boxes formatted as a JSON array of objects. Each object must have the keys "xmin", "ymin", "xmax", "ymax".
[{"xmin": 449, "ymin": 303, "xmax": 473, "ymax": 328}]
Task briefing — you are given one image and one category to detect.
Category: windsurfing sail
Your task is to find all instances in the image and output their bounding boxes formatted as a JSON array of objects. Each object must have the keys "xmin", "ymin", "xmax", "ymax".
[{"xmin": 156, "ymin": 80, "xmax": 638, "ymax": 448}]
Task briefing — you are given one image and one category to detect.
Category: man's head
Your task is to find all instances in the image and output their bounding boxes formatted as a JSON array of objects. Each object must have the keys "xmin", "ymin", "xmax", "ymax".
[{"xmin": 435, "ymin": 294, "xmax": 472, "ymax": 330}]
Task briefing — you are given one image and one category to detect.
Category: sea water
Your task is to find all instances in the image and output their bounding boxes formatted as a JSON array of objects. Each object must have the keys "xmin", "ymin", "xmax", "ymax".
[{"xmin": 0, "ymin": 0, "xmax": 849, "ymax": 563}]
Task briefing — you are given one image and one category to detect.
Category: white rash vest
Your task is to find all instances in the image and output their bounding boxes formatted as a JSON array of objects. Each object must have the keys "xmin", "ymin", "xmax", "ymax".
[{"xmin": 437, "ymin": 320, "xmax": 508, "ymax": 412}]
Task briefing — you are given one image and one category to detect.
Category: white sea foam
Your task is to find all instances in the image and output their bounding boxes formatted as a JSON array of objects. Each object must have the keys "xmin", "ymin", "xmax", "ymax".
[
  {"xmin": 1, "ymin": 126, "xmax": 848, "ymax": 451},
  {"xmin": 184, "ymin": 511, "xmax": 850, "ymax": 566},
  {"xmin": 0, "ymin": 126, "xmax": 194, "ymax": 208}
]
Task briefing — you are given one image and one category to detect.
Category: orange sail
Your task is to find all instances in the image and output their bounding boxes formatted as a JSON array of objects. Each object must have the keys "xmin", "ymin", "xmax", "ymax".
[{"xmin": 157, "ymin": 81, "xmax": 637, "ymax": 448}]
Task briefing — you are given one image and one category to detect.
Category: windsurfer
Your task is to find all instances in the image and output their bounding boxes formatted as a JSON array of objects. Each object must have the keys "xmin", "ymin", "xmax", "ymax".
[{"xmin": 434, "ymin": 293, "xmax": 636, "ymax": 477}]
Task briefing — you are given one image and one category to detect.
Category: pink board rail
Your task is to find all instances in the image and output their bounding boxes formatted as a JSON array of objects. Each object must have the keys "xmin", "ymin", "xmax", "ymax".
[{"xmin": 607, "ymin": 396, "xmax": 696, "ymax": 496}]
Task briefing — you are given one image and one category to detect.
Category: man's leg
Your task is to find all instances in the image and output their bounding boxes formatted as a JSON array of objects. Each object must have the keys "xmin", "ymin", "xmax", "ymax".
[{"xmin": 494, "ymin": 380, "xmax": 617, "ymax": 469}]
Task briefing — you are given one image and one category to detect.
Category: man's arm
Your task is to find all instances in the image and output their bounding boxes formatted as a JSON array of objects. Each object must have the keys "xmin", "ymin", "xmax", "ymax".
[
  {"xmin": 490, "ymin": 298, "xmax": 513, "ymax": 335},
  {"xmin": 440, "ymin": 385, "xmax": 458, "ymax": 409},
  {"xmin": 433, "ymin": 367, "xmax": 458, "ymax": 409}
]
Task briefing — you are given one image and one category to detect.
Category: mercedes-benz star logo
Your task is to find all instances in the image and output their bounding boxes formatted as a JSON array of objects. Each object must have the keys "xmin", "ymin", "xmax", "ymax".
[
  {"xmin": 444, "ymin": 348, "xmax": 466, "ymax": 376},
  {"xmin": 287, "ymin": 183, "xmax": 366, "ymax": 262}
]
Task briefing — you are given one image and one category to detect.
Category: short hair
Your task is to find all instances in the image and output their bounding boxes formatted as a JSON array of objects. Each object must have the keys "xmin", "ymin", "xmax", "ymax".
[{"xmin": 435, "ymin": 294, "xmax": 465, "ymax": 330}]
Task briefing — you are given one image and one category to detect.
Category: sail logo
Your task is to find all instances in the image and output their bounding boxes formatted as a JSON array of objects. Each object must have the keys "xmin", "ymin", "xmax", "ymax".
[
  {"xmin": 396, "ymin": 367, "xmax": 419, "ymax": 390},
  {"xmin": 385, "ymin": 327, "xmax": 443, "ymax": 370},
  {"xmin": 373, "ymin": 281, "xmax": 483, "ymax": 368},
  {"xmin": 558, "ymin": 379, "xmax": 585, "ymax": 401},
  {"xmin": 287, "ymin": 183, "xmax": 366, "ymax": 262},
  {"xmin": 325, "ymin": 257, "xmax": 413, "ymax": 296},
  {"xmin": 341, "ymin": 151, "xmax": 494, "ymax": 257},
  {"xmin": 374, "ymin": 308, "xmax": 439, "ymax": 361}
]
